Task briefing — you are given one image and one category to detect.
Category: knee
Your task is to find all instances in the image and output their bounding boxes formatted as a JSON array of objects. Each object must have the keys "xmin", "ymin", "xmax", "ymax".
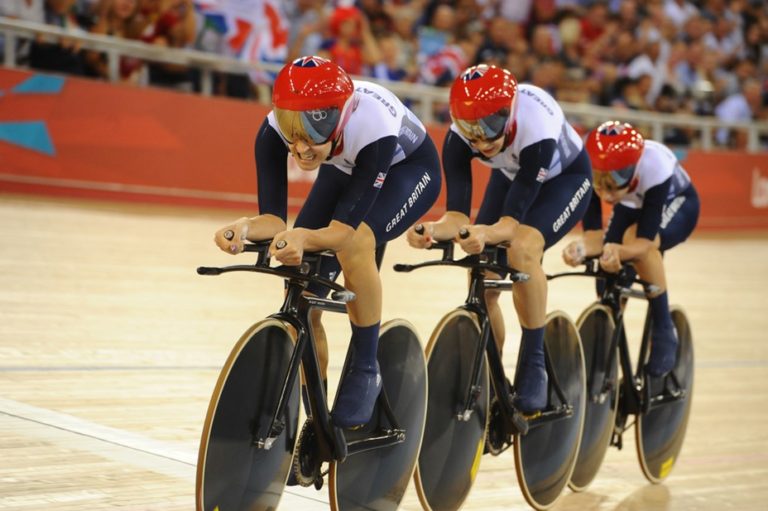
[
  {"xmin": 507, "ymin": 236, "xmax": 543, "ymax": 270},
  {"xmin": 621, "ymin": 226, "xmax": 637, "ymax": 244},
  {"xmin": 336, "ymin": 225, "xmax": 377, "ymax": 267}
]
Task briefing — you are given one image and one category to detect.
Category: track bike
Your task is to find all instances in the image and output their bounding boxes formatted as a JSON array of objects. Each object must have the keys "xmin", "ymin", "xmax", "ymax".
[
  {"xmin": 395, "ymin": 236, "xmax": 585, "ymax": 510},
  {"xmin": 195, "ymin": 239, "xmax": 427, "ymax": 511},
  {"xmin": 548, "ymin": 259, "xmax": 693, "ymax": 490}
]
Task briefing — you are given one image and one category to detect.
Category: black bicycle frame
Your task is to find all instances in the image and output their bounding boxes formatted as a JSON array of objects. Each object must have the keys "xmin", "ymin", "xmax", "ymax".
[
  {"xmin": 548, "ymin": 261, "xmax": 687, "ymax": 448},
  {"xmin": 395, "ymin": 241, "xmax": 573, "ymax": 436},
  {"xmin": 197, "ymin": 242, "xmax": 405, "ymax": 466}
]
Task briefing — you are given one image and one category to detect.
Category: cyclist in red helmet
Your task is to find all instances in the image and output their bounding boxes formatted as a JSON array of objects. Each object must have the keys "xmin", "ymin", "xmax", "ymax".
[
  {"xmin": 562, "ymin": 121, "xmax": 700, "ymax": 377},
  {"xmin": 407, "ymin": 64, "xmax": 594, "ymax": 414},
  {"xmin": 213, "ymin": 56, "xmax": 442, "ymax": 429}
]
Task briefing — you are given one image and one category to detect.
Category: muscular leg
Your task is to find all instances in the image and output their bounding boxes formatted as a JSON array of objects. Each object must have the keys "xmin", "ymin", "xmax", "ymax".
[
  {"xmin": 622, "ymin": 227, "xmax": 677, "ymax": 376},
  {"xmin": 622, "ymin": 226, "xmax": 666, "ymax": 293},
  {"xmin": 507, "ymin": 226, "xmax": 548, "ymax": 413},
  {"xmin": 331, "ymin": 223, "xmax": 383, "ymax": 428},
  {"xmin": 309, "ymin": 308, "xmax": 329, "ymax": 379},
  {"xmin": 485, "ymin": 287, "xmax": 506, "ymax": 354},
  {"xmin": 508, "ymin": 226, "xmax": 547, "ymax": 330},
  {"xmin": 479, "ymin": 267, "xmax": 505, "ymax": 353},
  {"xmin": 336, "ymin": 223, "xmax": 381, "ymax": 327}
]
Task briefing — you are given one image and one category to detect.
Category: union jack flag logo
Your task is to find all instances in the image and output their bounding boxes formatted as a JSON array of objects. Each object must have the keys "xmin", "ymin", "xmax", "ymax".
[
  {"xmin": 293, "ymin": 56, "xmax": 328, "ymax": 68},
  {"xmin": 462, "ymin": 66, "xmax": 488, "ymax": 81},
  {"xmin": 600, "ymin": 123, "xmax": 625, "ymax": 136},
  {"xmin": 373, "ymin": 172, "xmax": 387, "ymax": 188}
]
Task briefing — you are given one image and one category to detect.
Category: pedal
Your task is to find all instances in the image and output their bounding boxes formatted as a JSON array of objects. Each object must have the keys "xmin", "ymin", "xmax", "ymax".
[
  {"xmin": 610, "ymin": 428, "xmax": 624, "ymax": 450},
  {"xmin": 510, "ymin": 410, "xmax": 530, "ymax": 436}
]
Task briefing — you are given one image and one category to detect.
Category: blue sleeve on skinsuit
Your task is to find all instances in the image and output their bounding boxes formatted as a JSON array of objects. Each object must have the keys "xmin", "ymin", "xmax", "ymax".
[
  {"xmin": 333, "ymin": 136, "xmax": 398, "ymax": 228},
  {"xmin": 582, "ymin": 192, "xmax": 603, "ymax": 231},
  {"xmin": 443, "ymin": 130, "xmax": 475, "ymax": 216},
  {"xmin": 636, "ymin": 177, "xmax": 672, "ymax": 241},
  {"xmin": 254, "ymin": 118, "xmax": 289, "ymax": 220},
  {"xmin": 502, "ymin": 139, "xmax": 556, "ymax": 220}
]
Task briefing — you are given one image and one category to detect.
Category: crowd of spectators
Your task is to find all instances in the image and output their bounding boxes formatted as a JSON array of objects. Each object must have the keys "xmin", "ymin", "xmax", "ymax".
[{"xmin": 1, "ymin": 0, "xmax": 766, "ymax": 148}]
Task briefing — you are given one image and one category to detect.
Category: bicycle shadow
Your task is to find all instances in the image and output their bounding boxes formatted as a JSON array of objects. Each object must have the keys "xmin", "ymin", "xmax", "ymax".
[{"xmin": 557, "ymin": 484, "xmax": 671, "ymax": 511}]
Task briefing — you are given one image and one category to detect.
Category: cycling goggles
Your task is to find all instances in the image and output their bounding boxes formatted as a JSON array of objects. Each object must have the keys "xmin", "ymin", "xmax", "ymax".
[
  {"xmin": 454, "ymin": 108, "xmax": 510, "ymax": 142},
  {"xmin": 275, "ymin": 107, "xmax": 341, "ymax": 145},
  {"xmin": 605, "ymin": 164, "xmax": 637, "ymax": 189}
]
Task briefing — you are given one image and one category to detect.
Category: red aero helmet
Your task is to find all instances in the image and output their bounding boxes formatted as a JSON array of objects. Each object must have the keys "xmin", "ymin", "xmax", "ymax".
[
  {"xmin": 586, "ymin": 121, "xmax": 645, "ymax": 188},
  {"xmin": 272, "ymin": 56, "xmax": 355, "ymax": 145},
  {"xmin": 449, "ymin": 64, "xmax": 518, "ymax": 141}
]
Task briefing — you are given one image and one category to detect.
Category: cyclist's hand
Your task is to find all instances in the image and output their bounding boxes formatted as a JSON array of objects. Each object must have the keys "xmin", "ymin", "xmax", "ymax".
[
  {"xmin": 562, "ymin": 240, "xmax": 586, "ymax": 267},
  {"xmin": 270, "ymin": 230, "xmax": 306, "ymax": 266},
  {"xmin": 457, "ymin": 225, "xmax": 486, "ymax": 255},
  {"xmin": 214, "ymin": 217, "xmax": 249, "ymax": 255},
  {"xmin": 407, "ymin": 223, "xmax": 435, "ymax": 249},
  {"xmin": 599, "ymin": 243, "xmax": 622, "ymax": 273}
]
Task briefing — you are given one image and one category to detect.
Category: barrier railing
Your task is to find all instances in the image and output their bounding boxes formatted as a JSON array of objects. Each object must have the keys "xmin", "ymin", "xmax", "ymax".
[{"xmin": 2, "ymin": 16, "xmax": 766, "ymax": 152}]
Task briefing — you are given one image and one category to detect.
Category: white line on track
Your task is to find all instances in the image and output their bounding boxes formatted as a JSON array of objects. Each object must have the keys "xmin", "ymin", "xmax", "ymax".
[{"xmin": 0, "ymin": 397, "xmax": 329, "ymax": 508}]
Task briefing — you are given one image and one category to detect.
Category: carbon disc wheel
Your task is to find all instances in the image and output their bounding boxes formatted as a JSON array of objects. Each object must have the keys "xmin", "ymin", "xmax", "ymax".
[
  {"xmin": 636, "ymin": 306, "xmax": 694, "ymax": 483},
  {"xmin": 569, "ymin": 303, "xmax": 618, "ymax": 492},
  {"xmin": 196, "ymin": 320, "xmax": 300, "ymax": 511},
  {"xmin": 414, "ymin": 310, "xmax": 488, "ymax": 511},
  {"xmin": 330, "ymin": 319, "xmax": 427, "ymax": 511},
  {"xmin": 514, "ymin": 311, "xmax": 586, "ymax": 510}
]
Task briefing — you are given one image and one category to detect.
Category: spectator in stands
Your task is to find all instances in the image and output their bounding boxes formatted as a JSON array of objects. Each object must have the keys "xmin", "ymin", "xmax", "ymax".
[
  {"xmin": 357, "ymin": 0, "xmax": 394, "ymax": 37},
  {"xmin": 529, "ymin": 58, "xmax": 565, "ymax": 97},
  {"xmin": 481, "ymin": 0, "xmax": 533, "ymax": 25},
  {"xmin": 473, "ymin": 16, "xmax": 511, "ymax": 67},
  {"xmin": 7, "ymin": 0, "xmax": 764, "ymax": 149},
  {"xmin": 654, "ymin": 84, "xmax": 694, "ymax": 145},
  {"xmin": 742, "ymin": 18, "xmax": 767, "ymax": 71},
  {"xmin": 664, "ymin": 0, "xmax": 699, "ymax": 30},
  {"xmin": 529, "ymin": 23, "xmax": 558, "ymax": 62},
  {"xmin": 85, "ymin": 0, "xmax": 143, "ymax": 83},
  {"xmin": 681, "ymin": 12, "xmax": 713, "ymax": 44},
  {"xmin": 1, "ymin": 0, "xmax": 44, "ymax": 23},
  {"xmin": 558, "ymin": 13, "xmax": 583, "ymax": 71},
  {"xmin": 627, "ymin": 28, "xmax": 670, "ymax": 107},
  {"xmin": 0, "ymin": 0, "xmax": 44, "ymax": 65},
  {"xmin": 674, "ymin": 39, "xmax": 707, "ymax": 94},
  {"xmin": 388, "ymin": 4, "xmax": 420, "ymax": 74},
  {"xmin": 579, "ymin": 0, "xmax": 610, "ymax": 55},
  {"xmin": 416, "ymin": 3, "xmax": 456, "ymax": 71},
  {"xmin": 704, "ymin": 16, "xmax": 745, "ymax": 68},
  {"xmin": 319, "ymin": 4, "xmax": 381, "ymax": 76},
  {"xmin": 285, "ymin": 0, "xmax": 326, "ymax": 62},
  {"xmin": 715, "ymin": 78, "xmax": 765, "ymax": 148},
  {"xmin": 420, "ymin": 35, "xmax": 476, "ymax": 87},
  {"xmin": 27, "ymin": 0, "xmax": 88, "ymax": 75},
  {"xmin": 371, "ymin": 32, "xmax": 415, "ymax": 82},
  {"xmin": 138, "ymin": 0, "xmax": 197, "ymax": 90},
  {"xmin": 616, "ymin": 0, "xmax": 641, "ymax": 33}
]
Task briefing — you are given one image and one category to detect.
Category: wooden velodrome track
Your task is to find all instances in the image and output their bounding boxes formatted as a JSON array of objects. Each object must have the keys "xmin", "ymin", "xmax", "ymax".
[{"xmin": 1, "ymin": 192, "xmax": 767, "ymax": 511}]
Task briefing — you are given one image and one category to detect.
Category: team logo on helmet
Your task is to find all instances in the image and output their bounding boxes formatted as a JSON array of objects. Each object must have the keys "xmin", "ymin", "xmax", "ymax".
[
  {"xmin": 293, "ymin": 56, "xmax": 329, "ymax": 68},
  {"xmin": 599, "ymin": 123, "xmax": 628, "ymax": 137},
  {"xmin": 462, "ymin": 66, "xmax": 488, "ymax": 81}
]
